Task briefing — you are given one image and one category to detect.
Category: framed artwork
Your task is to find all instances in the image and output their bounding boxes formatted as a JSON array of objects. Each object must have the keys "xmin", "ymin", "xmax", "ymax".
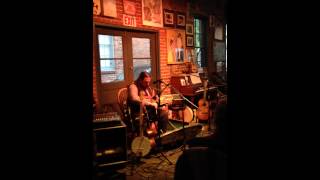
[
  {"xmin": 102, "ymin": 0, "xmax": 117, "ymax": 17},
  {"xmin": 142, "ymin": 0, "xmax": 163, "ymax": 27},
  {"xmin": 186, "ymin": 48, "xmax": 196, "ymax": 62},
  {"xmin": 214, "ymin": 41, "xmax": 226, "ymax": 62},
  {"xmin": 123, "ymin": 0, "xmax": 136, "ymax": 15},
  {"xmin": 163, "ymin": 9, "xmax": 175, "ymax": 27},
  {"xmin": 214, "ymin": 19, "xmax": 224, "ymax": 40},
  {"xmin": 186, "ymin": 36, "xmax": 194, "ymax": 47},
  {"xmin": 93, "ymin": 0, "xmax": 101, "ymax": 16},
  {"xmin": 176, "ymin": 12, "xmax": 186, "ymax": 29},
  {"xmin": 167, "ymin": 29, "xmax": 186, "ymax": 64},
  {"xmin": 186, "ymin": 23, "xmax": 194, "ymax": 35}
]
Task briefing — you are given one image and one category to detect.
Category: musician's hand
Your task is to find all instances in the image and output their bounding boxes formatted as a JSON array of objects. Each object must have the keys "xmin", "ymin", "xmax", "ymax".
[{"xmin": 150, "ymin": 102, "xmax": 158, "ymax": 110}]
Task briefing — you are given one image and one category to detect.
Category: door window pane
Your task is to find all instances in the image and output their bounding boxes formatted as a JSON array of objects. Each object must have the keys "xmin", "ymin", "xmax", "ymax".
[
  {"xmin": 98, "ymin": 34, "xmax": 124, "ymax": 83},
  {"xmin": 132, "ymin": 38, "xmax": 151, "ymax": 80}
]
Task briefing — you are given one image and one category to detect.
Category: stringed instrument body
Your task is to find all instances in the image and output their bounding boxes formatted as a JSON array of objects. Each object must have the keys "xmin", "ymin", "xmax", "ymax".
[
  {"xmin": 146, "ymin": 121, "xmax": 157, "ymax": 148},
  {"xmin": 196, "ymin": 80, "xmax": 210, "ymax": 121}
]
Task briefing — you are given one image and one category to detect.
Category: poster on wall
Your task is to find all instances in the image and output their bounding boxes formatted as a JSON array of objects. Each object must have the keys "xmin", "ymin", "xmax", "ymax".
[
  {"xmin": 214, "ymin": 41, "xmax": 226, "ymax": 62},
  {"xmin": 93, "ymin": 0, "xmax": 101, "ymax": 15},
  {"xmin": 214, "ymin": 20, "xmax": 224, "ymax": 40},
  {"xmin": 123, "ymin": 0, "xmax": 136, "ymax": 15},
  {"xmin": 167, "ymin": 29, "xmax": 186, "ymax": 64},
  {"xmin": 103, "ymin": 0, "xmax": 117, "ymax": 18},
  {"xmin": 142, "ymin": 0, "xmax": 163, "ymax": 27},
  {"xmin": 186, "ymin": 48, "xmax": 195, "ymax": 63}
]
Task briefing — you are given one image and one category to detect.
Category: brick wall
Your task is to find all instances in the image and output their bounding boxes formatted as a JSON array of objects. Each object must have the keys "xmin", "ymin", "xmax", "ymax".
[{"xmin": 93, "ymin": 0, "xmax": 224, "ymax": 106}]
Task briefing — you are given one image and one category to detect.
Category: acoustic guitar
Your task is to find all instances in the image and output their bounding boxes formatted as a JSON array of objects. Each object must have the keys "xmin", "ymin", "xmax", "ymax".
[
  {"xmin": 196, "ymin": 80, "xmax": 210, "ymax": 121},
  {"xmin": 131, "ymin": 91, "xmax": 151, "ymax": 157}
]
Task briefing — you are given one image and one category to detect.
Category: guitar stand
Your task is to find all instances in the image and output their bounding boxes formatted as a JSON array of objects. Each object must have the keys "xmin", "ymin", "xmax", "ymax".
[{"xmin": 198, "ymin": 91, "xmax": 216, "ymax": 137}]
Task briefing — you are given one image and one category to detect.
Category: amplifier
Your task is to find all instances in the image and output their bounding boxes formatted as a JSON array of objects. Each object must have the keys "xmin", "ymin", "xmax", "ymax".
[
  {"xmin": 93, "ymin": 116, "xmax": 127, "ymax": 168},
  {"xmin": 93, "ymin": 112, "xmax": 121, "ymax": 129}
]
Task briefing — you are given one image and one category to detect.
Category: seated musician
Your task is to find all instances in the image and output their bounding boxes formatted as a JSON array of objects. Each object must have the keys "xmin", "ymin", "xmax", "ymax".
[{"xmin": 128, "ymin": 71, "xmax": 169, "ymax": 134}]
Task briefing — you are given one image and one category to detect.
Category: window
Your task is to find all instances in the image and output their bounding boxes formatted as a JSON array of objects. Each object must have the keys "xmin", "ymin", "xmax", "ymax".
[
  {"xmin": 132, "ymin": 38, "xmax": 152, "ymax": 80},
  {"xmin": 194, "ymin": 18, "xmax": 207, "ymax": 68},
  {"xmin": 95, "ymin": 27, "xmax": 158, "ymax": 89},
  {"xmin": 97, "ymin": 34, "xmax": 124, "ymax": 83},
  {"xmin": 98, "ymin": 35, "xmax": 116, "ymax": 72}
]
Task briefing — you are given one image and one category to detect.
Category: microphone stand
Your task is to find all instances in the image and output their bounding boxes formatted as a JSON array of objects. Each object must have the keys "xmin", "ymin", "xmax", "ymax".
[
  {"xmin": 159, "ymin": 81, "xmax": 199, "ymax": 151},
  {"xmin": 153, "ymin": 81, "xmax": 173, "ymax": 165}
]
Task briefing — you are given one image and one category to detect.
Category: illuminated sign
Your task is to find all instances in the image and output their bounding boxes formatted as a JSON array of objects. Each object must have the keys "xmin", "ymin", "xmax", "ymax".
[{"xmin": 123, "ymin": 14, "xmax": 136, "ymax": 27}]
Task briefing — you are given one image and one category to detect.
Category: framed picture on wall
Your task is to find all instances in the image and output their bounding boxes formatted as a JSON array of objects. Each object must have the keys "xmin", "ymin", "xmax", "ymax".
[
  {"xmin": 176, "ymin": 12, "xmax": 186, "ymax": 29},
  {"xmin": 142, "ymin": 0, "xmax": 163, "ymax": 27},
  {"xmin": 186, "ymin": 36, "xmax": 194, "ymax": 47},
  {"xmin": 186, "ymin": 23, "xmax": 194, "ymax": 35},
  {"xmin": 214, "ymin": 19, "xmax": 224, "ymax": 40},
  {"xmin": 93, "ymin": 0, "xmax": 101, "ymax": 16},
  {"xmin": 123, "ymin": 0, "xmax": 136, "ymax": 15},
  {"xmin": 163, "ymin": 9, "xmax": 175, "ymax": 27},
  {"xmin": 102, "ymin": 0, "xmax": 117, "ymax": 17},
  {"xmin": 167, "ymin": 29, "xmax": 186, "ymax": 64}
]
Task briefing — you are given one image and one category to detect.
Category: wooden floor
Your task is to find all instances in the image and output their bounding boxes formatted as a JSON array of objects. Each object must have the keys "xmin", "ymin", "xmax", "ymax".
[
  {"xmin": 95, "ymin": 145, "xmax": 184, "ymax": 180},
  {"xmin": 94, "ymin": 120, "xmax": 214, "ymax": 180}
]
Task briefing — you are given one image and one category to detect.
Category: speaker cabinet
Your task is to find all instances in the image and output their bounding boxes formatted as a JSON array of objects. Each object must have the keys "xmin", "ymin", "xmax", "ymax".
[{"xmin": 93, "ymin": 119, "xmax": 127, "ymax": 168}]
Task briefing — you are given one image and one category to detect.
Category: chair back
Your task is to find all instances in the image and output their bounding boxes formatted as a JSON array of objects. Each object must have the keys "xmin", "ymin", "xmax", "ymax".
[{"xmin": 117, "ymin": 87, "xmax": 128, "ymax": 114}]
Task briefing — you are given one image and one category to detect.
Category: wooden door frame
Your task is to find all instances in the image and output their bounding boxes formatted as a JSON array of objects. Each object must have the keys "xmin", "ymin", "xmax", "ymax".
[{"xmin": 93, "ymin": 24, "xmax": 160, "ymax": 109}]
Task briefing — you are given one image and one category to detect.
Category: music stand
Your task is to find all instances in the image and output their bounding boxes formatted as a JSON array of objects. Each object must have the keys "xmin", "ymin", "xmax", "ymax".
[
  {"xmin": 158, "ymin": 80, "xmax": 199, "ymax": 151},
  {"xmin": 152, "ymin": 81, "xmax": 173, "ymax": 165}
]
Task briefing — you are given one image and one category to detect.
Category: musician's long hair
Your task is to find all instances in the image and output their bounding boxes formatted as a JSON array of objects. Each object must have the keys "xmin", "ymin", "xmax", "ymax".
[{"xmin": 134, "ymin": 71, "xmax": 152, "ymax": 91}]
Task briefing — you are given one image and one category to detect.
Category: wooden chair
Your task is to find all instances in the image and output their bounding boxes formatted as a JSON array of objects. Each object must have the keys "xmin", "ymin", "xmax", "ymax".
[
  {"xmin": 117, "ymin": 87, "xmax": 133, "ymax": 127},
  {"xmin": 117, "ymin": 87, "xmax": 137, "ymax": 140},
  {"xmin": 117, "ymin": 87, "xmax": 129, "ymax": 115}
]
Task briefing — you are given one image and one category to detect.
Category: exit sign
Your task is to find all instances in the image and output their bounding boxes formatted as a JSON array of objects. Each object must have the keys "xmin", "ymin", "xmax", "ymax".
[{"xmin": 123, "ymin": 14, "xmax": 136, "ymax": 27}]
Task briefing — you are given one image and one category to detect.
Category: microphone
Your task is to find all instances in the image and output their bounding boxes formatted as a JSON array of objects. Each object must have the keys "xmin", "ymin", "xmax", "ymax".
[{"xmin": 153, "ymin": 79, "xmax": 163, "ymax": 84}]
